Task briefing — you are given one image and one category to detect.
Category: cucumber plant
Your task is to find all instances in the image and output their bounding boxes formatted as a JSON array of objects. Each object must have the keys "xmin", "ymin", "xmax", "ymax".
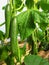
[{"xmin": 0, "ymin": 0, "xmax": 49, "ymax": 65}]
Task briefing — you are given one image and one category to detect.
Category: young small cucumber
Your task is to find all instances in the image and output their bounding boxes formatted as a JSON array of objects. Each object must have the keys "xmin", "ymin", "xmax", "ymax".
[{"xmin": 5, "ymin": 4, "xmax": 11, "ymax": 38}]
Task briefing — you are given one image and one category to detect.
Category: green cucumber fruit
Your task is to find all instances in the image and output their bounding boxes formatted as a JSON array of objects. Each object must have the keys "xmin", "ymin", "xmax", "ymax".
[
  {"xmin": 10, "ymin": 17, "xmax": 20, "ymax": 61},
  {"xmin": 5, "ymin": 4, "xmax": 11, "ymax": 38}
]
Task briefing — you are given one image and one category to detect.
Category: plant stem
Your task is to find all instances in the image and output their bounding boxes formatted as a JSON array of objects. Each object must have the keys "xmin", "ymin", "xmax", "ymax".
[
  {"xmin": 33, "ymin": 0, "xmax": 38, "ymax": 10},
  {"xmin": 10, "ymin": 0, "xmax": 13, "ymax": 10},
  {"xmin": 32, "ymin": 29, "xmax": 38, "ymax": 54},
  {"xmin": 17, "ymin": 40, "xmax": 21, "ymax": 62},
  {"xmin": 10, "ymin": 0, "xmax": 12, "ymax": 6},
  {"xmin": 0, "ymin": 22, "xmax": 5, "ymax": 26},
  {"xmin": 15, "ymin": 2, "xmax": 23, "ymax": 11}
]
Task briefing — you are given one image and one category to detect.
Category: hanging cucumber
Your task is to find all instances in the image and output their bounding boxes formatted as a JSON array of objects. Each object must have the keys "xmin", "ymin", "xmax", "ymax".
[
  {"xmin": 10, "ymin": 16, "xmax": 20, "ymax": 62},
  {"xmin": 5, "ymin": 4, "xmax": 11, "ymax": 38}
]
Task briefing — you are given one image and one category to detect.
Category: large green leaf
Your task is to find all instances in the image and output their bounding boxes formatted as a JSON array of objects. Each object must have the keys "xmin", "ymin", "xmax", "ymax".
[
  {"xmin": 34, "ymin": 10, "xmax": 48, "ymax": 23},
  {"xmin": 40, "ymin": 0, "xmax": 49, "ymax": 11},
  {"xmin": 16, "ymin": 9, "xmax": 48, "ymax": 40},
  {"xmin": 36, "ymin": 11, "xmax": 48, "ymax": 31},
  {"xmin": 24, "ymin": 55, "xmax": 49, "ymax": 65},
  {"xmin": 32, "ymin": 10, "xmax": 49, "ymax": 31},
  {"xmin": 12, "ymin": 0, "xmax": 22, "ymax": 8},
  {"xmin": 17, "ymin": 10, "xmax": 35, "ymax": 40},
  {"xmin": 25, "ymin": 0, "xmax": 34, "ymax": 9}
]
